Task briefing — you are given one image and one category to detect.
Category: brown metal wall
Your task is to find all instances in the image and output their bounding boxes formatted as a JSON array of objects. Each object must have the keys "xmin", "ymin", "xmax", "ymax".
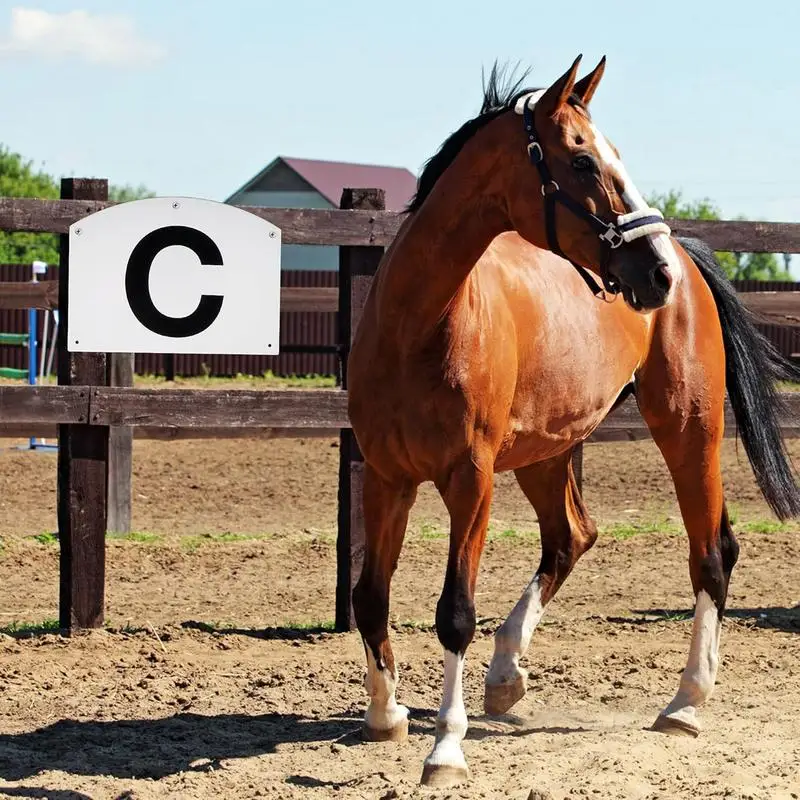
[
  {"xmin": 136, "ymin": 270, "xmax": 340, "ymax": 378},
  {"xmin": 732, "ymin": 279, "xmax": 800, "ymax": 359},
  {"xmin": 3, "ymin": 268, "xmax": 799, "ymax": 378},
  {"xmin": 0, "ymin": 267, "xmax": 340, "ymax": 379},
  {"xmin": 0, "ymin": 263, "xmax": 59, "ymax": 376}
]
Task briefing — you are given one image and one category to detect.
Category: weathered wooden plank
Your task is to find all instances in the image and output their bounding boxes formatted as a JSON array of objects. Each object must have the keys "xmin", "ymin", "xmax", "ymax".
[
  {"xmin": 280, "ymin": 286, "xmax": 339, "ymax": 313},
  {"xmin": 0, "ymin": 281, "xmax": 339, "ymax": 313},
  {"xmin": 89, "ymin": 387, "xmax": 351, "ymax": 428},
  {"xmin": 671, "ymin": 220, "xmax": 800, "ymax": 254},
  {"xmin": 2, "ymin": 387, "xmax": 800, "ymax": 435},
  {"xmin": 2, "ymin": 197, "xmax": 798, "ymax": 253},
  {"xmin": 738, "ymin": 292, "xmax": 800, "ymax": 324},
  {"xmin": 0, "ymin": 423, "xmax": 341, "ymax": 440},
  {"xmin": 0, "ymin": 197, "xmax": 405, "ymax": 246},
  {"xmin": 0, "ymin": 281, "xmax": 59, "ymax": 310},
  {"xmin": 57, "ymin": 178, "xmax": 110, "ymax": 633},
  {"xmin": 0, "ymin": 386, "xmax": 89, "ymax": 422},
  {"xmin": 336, "ymin": 188, "xmax": 385, "ymax": 632},
  {"xmin": 107, "ymin": 354, "xmax": 134, "ymax": 535},
  {"xmin": 0, "ymin": 197, "xmax": 109, "ymax": 235},
  {"xmin": 571, "ymin": 445, "xmax": 584, "ymax": 492},
  {"xmin": 4, "ymin": 280, "xmax": 798, "ymax": 325}
]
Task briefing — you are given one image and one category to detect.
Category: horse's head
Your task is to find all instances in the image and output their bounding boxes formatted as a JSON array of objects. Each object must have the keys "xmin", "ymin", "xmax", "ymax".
[{"xmin": 505, "ymin": 55, "xmax": 681, "ymax": 311}]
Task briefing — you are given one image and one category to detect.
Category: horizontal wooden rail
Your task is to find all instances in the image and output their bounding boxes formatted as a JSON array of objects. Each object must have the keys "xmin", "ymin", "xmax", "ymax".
[
  {"xmin": 0, "ymin": 281, "xmax": 59, "ymax": 310},
  {"xmin": 0, "ymin": 386, "xmax": 90, "ymax": 423},
  {"xmin": 88, "ymin": 387, "xmax": 350, "ymax": 428},
  {"xmin": 1, "ymin": 198, "xmax": 799, "ymax": 252},
  {"xmin": 0, "ymin": 282, "xmax": 338, "ymax": 313},
  {"xmin": 2, "ymin": 282, "xmax": 799, "ymax": 322},
  {"xmin": 279, "ymin": 286, "xmax": 338, "ymax": 313},
  {"xmin": 0, "ymin": 423, "xmax": 340, "ymax": 440},
  {"xmin": 2, "ymin": 386, "xmax": 800, "ymax": 439},
  {"xmin": 738, "ymin": 292, "xmax": 800, "ymax": 325}
]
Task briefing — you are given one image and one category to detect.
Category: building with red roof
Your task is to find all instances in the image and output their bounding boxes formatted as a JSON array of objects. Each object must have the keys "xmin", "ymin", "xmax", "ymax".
[{"xmin": 226, "ymin": 156, "xmax": 418, "ymax": 270}]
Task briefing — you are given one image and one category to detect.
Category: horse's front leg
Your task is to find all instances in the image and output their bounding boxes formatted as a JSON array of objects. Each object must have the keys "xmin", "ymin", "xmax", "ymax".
[{"xmin": 420, "ymin": 450, "xmax": 494, "ymax": 788}]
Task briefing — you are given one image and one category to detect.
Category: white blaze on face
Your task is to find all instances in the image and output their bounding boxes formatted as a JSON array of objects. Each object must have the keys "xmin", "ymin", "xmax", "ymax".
[{"xmin": 588, "ymin": 123, "xmax": 683, "ymax": 289}]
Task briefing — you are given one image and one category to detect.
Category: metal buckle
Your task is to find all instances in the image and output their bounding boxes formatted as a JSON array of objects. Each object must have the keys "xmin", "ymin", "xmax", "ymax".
[
  {"xmin": 527, "ymin": 141, "xmax": 543, "ymax": 164},
  {"xmin": 599, "ymin": 224, "xmax": 624, "ymax": 249},
  {"xmin": 540, "ymin": 180, "xmax": 559, "ymax": 197}
]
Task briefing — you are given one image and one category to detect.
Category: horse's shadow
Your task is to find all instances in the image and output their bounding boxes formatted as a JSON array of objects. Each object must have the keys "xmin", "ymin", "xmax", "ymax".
[
  {"xmin": 619, "ymin": 606, "xmax": 800, "ymax": 633},
  {"xmin": 0, "ymin": 711, "xmax": 363, "ymax": 782},
  {"xmin": 0, "ymin": 705, "xmax": 587, "ymax": 783}
]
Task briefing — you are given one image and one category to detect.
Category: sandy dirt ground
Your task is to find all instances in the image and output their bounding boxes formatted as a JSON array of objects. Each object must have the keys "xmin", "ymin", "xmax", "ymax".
[{"xmin": 0, "ymin": 433, "xmax": 798, "ymax": 799}]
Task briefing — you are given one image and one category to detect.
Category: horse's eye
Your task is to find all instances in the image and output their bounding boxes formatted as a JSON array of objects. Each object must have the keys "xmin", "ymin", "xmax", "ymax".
[{"xmin": 572, "ymin": 154, "xmax": 595, "ymax": 171}]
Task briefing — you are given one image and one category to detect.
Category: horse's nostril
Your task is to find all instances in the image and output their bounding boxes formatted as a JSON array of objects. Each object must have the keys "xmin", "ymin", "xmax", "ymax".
[{"xmin": 652, "ymin": 264, "xmax": 673, "ymax": 294}]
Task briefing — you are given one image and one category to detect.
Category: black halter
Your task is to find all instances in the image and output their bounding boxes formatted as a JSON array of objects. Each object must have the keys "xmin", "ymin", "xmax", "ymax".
[{"xmin": 521, "ymin": 98, "xmax": 667, "ymax": 297}]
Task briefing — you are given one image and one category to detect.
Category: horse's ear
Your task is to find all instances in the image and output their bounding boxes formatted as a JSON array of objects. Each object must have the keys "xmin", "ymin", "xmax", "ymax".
[
  {"xmin": 574, "ymin": 55, "xmax": 606, "ymax": 106},
  {"xmin": 537, "ymin": 54, "xmax": 583, "ymax": 118}
]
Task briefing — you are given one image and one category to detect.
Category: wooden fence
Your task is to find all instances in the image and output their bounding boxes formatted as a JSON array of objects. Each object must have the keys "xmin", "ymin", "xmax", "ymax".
[{"xmin": 0, "ymin": 181, "xmax": 799, "ymax": 633}]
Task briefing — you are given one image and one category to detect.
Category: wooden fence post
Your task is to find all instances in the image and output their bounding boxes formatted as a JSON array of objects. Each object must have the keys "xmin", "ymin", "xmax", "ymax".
[
  {"xmin": 57, "ymin": 178, "xmax": 110, "ymax": 631},
  {"xmin": 107, "ymin": 353, "xmax": 133, "ymax": 535},
  {"xmin": 336, "ymin": 187, "xmax": 385, "ymax": 632},
  {"xmin": 571, "ymin": 443, "xmax": 584, "ymax": 494}
]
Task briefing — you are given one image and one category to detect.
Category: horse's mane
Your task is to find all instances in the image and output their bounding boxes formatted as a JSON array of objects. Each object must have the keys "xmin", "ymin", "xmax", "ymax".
[{"xmin": 405, "ymin": 62, "xmax": 587, "ymax": 214}]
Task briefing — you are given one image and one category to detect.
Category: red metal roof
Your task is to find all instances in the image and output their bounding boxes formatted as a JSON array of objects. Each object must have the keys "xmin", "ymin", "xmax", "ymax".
[{"xmin": 282, "ymin": 157, "xmax": 418, "ymax": 211}]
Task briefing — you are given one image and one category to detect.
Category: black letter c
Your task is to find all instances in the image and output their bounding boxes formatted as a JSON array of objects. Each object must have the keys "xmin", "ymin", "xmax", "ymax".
[{"xmin": 125, "ymin": 226, "xmax": 223, "ymax": 338}]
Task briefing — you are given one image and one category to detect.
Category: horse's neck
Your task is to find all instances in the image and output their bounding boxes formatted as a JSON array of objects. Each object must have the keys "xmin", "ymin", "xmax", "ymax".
[{"xmin": 372, "ymin": 189, "xmax": 509, "ymax": 341}]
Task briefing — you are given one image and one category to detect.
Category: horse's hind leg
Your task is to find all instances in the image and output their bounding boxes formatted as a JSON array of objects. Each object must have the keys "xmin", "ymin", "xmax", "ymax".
[
  {"xmin": 484, "ymin": 450, "xmax": 598, "ymax": 715},
  {"xmin": 353, "ymin": 464, "xmax": 417, "ymax": 742},
  {"xmin": 637, "ymin": 354, "xmax": 739, "ymax": 736}
]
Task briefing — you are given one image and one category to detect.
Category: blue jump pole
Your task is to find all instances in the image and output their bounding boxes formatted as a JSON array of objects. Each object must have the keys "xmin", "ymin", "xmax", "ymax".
[{"xmin": 28, "ymin": 305, "xmax": 37, "ymax": 450}]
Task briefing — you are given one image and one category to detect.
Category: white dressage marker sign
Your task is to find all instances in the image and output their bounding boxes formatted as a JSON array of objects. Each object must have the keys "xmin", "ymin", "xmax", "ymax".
[{"xmin": 67, "ymin": 197, "xmax": 281, "ymax": 354}]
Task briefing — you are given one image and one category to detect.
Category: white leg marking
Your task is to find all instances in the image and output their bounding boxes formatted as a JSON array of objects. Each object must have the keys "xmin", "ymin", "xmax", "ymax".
[
  {"xmin": 659, "ymin": 590, "xmax": 721, "ymax": 731},
  {"xmin": 364, "ymin": 646, "xmax": 408, "ymax": 732},
  {"xmin": 424, "ymin": 650, "xmax": 469, "ymax": 771},
  {"xmin": 486, "ymin": 575, "xmax": 544, "ymax": 687}
]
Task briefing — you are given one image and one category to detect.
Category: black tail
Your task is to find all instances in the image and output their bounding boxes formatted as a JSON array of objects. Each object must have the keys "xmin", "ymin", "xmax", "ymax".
[{"xmin": 678, "ymin": 236, "xmax": 800, "ymax": 520}]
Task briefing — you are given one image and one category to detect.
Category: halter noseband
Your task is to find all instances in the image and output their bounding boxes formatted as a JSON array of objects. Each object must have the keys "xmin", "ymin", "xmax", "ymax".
[{"xmin": 521, "ymin": 96, "xmax": 670, "ymax": 297}]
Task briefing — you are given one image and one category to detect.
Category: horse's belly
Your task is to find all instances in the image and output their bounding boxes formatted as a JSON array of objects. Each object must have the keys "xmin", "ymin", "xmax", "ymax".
[{"xmin": 494, "ymin": 383, "xmax": 629, "ymax": 471}]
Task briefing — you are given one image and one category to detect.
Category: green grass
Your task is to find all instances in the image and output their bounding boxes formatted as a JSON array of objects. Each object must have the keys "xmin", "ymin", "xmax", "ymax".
[
  {"xmin": 601, "ymin": 520, "xmax": 681, "ymax": 541},
  {"xmin": 418, "ymin": 523, "xmax": 447, "ymax": 540},
  {"xmin": 284, "ymin": 619, "xmax": 335, "ymax": 632},
  {"xmin": 32, "ymin": 531, "xmax": 58, "ymax": 545},
  {"xmin": 119, "ymin": 531, "xmax": 163, "ymax": 544},
  {"xmin": 393, "ymin": 619, "xmax": 436, "ymax": 632},
  {"xmin": 0, "ymin": 618, "xmax": 60, "ymax": 637},
  {"xmin": 486, "ymin": 524, "xmax": 538, "ymax": 543},
  {"xmin": 134, "ymin": 370, "xmax": 335, "ymax": 389},
  {"xmin": 181, "ymin": 531, "xmax": 271, "ymax": 552},
  {"xmin": 738, "ymin": 519, "xmax": 791, "ymax": 535}
]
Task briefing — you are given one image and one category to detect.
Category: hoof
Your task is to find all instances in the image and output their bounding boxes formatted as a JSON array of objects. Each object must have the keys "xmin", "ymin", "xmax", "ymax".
[
  {"xmin": 420, "ymin": 763, "xmax": 470, "ymax": 788},
  {"xmin": 484, "ymin": 671, "xmax": 527, "ymax": 716},
  {"xmin": 362, "ymin": 716, "xmax": 409, "ymax": 743},
  {"xmin": 652, "ymin": 713, "xmax": 701, "ymax": 738}
]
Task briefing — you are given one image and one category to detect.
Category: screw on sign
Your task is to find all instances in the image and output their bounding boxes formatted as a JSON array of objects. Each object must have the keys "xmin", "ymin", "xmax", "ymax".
[{"xmin": 67, "ymin": 197, "xmax": 282, "ymax": 355}]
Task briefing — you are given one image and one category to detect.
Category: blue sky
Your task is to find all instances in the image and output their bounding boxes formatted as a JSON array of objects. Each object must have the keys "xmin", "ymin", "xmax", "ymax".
[{"xmin": 1, "ymin": 1, "xmax": 797, "ymax": 251}]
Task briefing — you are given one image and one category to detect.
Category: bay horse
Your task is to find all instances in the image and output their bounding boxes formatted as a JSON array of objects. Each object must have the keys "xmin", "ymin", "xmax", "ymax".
[{"xmin": 347, "ymin": 55, "xmax": 800, "ymax": 788}]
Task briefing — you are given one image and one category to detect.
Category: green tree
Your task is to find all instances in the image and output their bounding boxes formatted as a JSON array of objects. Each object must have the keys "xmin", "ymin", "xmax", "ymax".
[
  {"xmin": 0, "ymin": 144, "xmax": 156, "ymax": 265},
  {"xmin": 648, "ymin": 190, "xmax": 790, "ymax": 281},
  {"xmin": 109, "ymin": 183, "xmax": 156, "ymax": 203},
  {"xmin": 0, "ymin": 145, "xmax": 60, "ymax": 265}
]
